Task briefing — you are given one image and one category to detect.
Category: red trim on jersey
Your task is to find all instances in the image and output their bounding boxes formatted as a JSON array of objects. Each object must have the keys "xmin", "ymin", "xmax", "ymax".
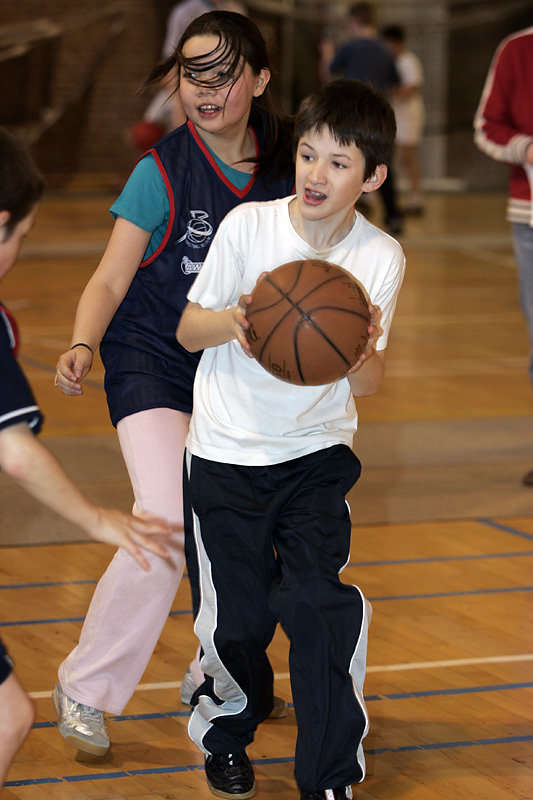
[
  {"xmin": 139, "ymin": 148, "xmax": 176, "ymax": 268},
  {"xmin": 187, "ymin": 120, "xmax": 258, "ymax": 198}
]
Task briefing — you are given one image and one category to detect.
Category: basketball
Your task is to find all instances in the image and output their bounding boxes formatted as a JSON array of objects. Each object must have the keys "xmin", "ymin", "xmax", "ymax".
[{"xmin": 245, "ymin": 259, "xmax": 370, "ymax": 386}]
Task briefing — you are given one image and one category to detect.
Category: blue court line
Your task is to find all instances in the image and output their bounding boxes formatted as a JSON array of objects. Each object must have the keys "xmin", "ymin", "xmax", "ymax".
[
  {"xmin": 6, "ymin": 735, "xmax": 533, "ymax": 788},
  {"xmin": 3, "ymin": 585, "xmax": 532, "ymax": 628},
  {"xmin": 0, "ymin": 580, "xmax": 98, "ymax": 591},
  {"xmin": 0, "ymin": 609, "xmax": 192, "ymax": 628},
  {"xmin": 33, "ymin": 709, "xmax": 193, "ymax": 730},
  {"xmin": 366, "ymin": 734, "xmax": 533, "ymax": 755},
  {"xmin": 32, "ymin": 681, "xmax": 533, "ymax": 731},
  {"xmin": 0, "ymin": 616, "xmax": 88, "ymax": 627},
  {"xmin": 368, "ymin": 585, "xmax": 533, "ymax": 602},
  {"xmin": 477, "ymin": 518, "xmax": 533, "ymax": 542},
  {"xmin": 2, "ymin": 550, "xmax": 533, "ymax": 592},
  {"xmin": 368, "ymin": 680, "xmax": 533, "ymax": 701},
  {"xmin": 348, "ymin": 550, "xmax": 533, "ymax": 567}
]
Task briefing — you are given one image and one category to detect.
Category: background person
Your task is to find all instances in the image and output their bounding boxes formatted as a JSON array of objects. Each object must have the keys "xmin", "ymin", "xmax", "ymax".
[
  {"xmin": 474, "ymin": 26, "xmax": 533, "ymax": 487},
  {"xmin": 319, "ymin": 1, "xmax": 403, "ymax": 236},
  {"xmin": 382, "ymin": 23, "xmax": 425, "ymax": 215}
]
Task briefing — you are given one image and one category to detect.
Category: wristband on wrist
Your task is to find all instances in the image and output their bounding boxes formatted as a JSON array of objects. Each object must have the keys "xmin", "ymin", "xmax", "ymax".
[{"xmin": 71, "ymin": 342, "xmax": 94, "ymax": 355}]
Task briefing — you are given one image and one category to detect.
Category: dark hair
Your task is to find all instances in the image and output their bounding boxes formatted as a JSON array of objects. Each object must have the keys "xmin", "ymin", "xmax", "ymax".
[
  {"xmin": 382, "ymin": 24, "xmax": 406, "ymax": 43},
  {"xmin": 0, "ymin": 128, "xmax": 44, "ymax": 239},
  {"xmin": 294, "ymin": 79, "xmax": 396, "ymax": 178},
  {"xmin": 348, "ymin": 2, "xmax": 376, "ymax": 27},
  {"xmin": 148, "ymin": 11, "xmax": 293, "ymax": 179}
]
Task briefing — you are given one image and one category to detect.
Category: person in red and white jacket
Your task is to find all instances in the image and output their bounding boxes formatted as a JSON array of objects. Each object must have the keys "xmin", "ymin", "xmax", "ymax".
[{"xmin": 474, "ymin": 26, "xmax": 533, "ymax": 487}]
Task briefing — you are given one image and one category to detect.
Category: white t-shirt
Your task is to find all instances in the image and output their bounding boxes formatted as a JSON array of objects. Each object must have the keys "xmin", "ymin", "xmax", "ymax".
[
  {"xmin": 392, "ymin": 50, "xmax": 425, "ymax": 145},
  {"xmin": 396, "ymin": 50, "xmax": 423, "ymax": 89},
  {"xmin": 186, "ymin": 196, "xmax": 405, "ymax": 466}
]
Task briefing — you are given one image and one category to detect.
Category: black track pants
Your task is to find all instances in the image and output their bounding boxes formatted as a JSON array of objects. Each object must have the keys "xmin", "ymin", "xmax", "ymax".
[{"xmin": 183, "ymin": 444, "xmax": 371, "ymax": 792}]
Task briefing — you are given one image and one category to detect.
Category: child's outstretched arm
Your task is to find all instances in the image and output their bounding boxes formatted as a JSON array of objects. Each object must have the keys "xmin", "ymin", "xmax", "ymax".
[
  {"xmin": 0, "ymin": 422, "xmax": 172, "ymax": 570},
  {"xmin": 177, "ymin": 298, "xmax": 253, "ymax": 356},
  {"xmin": 55, "ymin": 217, "xmax": 151, "ymax": 395}
]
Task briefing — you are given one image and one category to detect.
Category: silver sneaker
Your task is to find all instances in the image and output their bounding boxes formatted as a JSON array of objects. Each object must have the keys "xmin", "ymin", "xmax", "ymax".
[
  {"xmin": 52, "ymin": 682, "xmax": 110, "ymax": 755},
  {"xmin": 179, "ymin": 668, "xmax": 288, "ymax": 718}
]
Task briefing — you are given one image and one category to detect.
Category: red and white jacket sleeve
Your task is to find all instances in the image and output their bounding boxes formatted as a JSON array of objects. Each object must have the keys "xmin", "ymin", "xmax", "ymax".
[{"xmin": 474, "ymin": 29, "xmax": 533, "ymax": 166}]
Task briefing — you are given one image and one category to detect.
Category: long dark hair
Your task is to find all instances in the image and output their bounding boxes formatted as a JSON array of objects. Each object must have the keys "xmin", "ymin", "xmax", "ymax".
[
  {"xmin": 147, "ymin": 11, "xmax": 293, "ymax": 179},
  {"xmin": 0, "ymin": 128, "xmax": 44, "ymax": 239}
]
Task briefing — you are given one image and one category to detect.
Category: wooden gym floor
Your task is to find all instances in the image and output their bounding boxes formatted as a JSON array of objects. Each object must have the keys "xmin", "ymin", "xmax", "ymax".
[{"xmin": 1, "ymin": 191, "xmax": 532, "ymax": 798}]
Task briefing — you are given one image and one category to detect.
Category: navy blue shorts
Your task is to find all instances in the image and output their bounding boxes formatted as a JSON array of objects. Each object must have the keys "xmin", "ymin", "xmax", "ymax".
[
  {"xmin": 0, "ymin": 637, "xmax": 13, "ymax": 685},
  {"xmin": 102, "ymin": 349, "xmax": 199, "ymax": 428}
]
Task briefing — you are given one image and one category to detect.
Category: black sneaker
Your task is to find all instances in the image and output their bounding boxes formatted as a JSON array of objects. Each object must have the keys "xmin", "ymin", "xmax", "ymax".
[
  {"xmin": 300, "ymin": 787, "xmax": 353, "ymax": 800},
  {"xmin": 205, "ymin": 751, "xmax": 256, "ymax": 799}
]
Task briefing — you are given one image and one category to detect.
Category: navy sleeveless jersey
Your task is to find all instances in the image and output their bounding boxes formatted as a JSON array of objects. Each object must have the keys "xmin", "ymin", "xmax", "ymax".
[
  {"xmin": 0, "ymin": 303, "xmax": 43, "ymax": 434},
  {"xmin": 100, "ymin": 121, "xmax": 294, "ymax": 426}
]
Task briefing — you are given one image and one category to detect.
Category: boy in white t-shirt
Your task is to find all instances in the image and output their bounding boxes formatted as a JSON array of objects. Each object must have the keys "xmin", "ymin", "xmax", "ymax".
[{"xmin": 177, "ymin": 79, "xmax": 405, "ymax": 800}]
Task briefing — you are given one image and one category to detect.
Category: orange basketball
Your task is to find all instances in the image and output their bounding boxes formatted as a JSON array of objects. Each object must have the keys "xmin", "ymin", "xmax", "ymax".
[{"xmin": 245, "ymin": 259, "xmax": 370, "ymax": 386}]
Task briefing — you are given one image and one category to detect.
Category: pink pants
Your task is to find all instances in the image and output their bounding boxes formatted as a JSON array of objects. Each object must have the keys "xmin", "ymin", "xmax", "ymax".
[{"xmin": 58, "ymin": 408, "xmax": 202, "ymax": 714}]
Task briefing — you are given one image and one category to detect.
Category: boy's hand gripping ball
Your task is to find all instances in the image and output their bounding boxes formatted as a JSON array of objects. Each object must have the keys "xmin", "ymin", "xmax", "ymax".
[{"xmin": 245, "ymin": 259, "xmax": 370, "ymax": 386}]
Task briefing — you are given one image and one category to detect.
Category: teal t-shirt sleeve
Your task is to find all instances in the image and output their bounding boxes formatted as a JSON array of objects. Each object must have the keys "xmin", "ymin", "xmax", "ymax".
[{"xmin": 110, "ymin": 155, "xmax": 169, "ymax": 234}]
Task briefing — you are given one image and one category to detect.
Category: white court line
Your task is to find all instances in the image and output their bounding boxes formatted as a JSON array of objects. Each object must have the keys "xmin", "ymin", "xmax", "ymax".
[
  {"xmin": 29, "ymin": 653, "xmax": 533, "ymax": 699},
  {"xmin": 366, "ymin": 653, "xmax": 533, "ymax": 672}
]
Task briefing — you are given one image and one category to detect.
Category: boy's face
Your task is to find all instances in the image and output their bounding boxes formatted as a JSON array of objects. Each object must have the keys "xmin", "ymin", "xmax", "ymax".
[
  {"xmin": 294, "ymin": 126, "xmax": 381, "ymax": 225},
  {"xmin": 0, "ymin": 206, "xmax": 38, "ymax": 281}
]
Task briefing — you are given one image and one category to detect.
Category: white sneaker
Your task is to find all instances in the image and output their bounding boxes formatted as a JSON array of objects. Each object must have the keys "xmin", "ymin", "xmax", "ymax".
[
  {"xmin": 179, "ymin": 668, "xmax": 288, "ymax": 718},
  {"xmin": 179, "ymin": 667, "xmax": 198, "ymax": 706},
  {"xmin": 52, "ymin": 682, "xmax": 110, "ymax": 755}
]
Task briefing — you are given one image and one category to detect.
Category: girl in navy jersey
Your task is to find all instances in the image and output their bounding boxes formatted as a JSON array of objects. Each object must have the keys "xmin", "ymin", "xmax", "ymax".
[{"xmin": 53, "ymin": 11, "xmax": 294, "ymax": 755}]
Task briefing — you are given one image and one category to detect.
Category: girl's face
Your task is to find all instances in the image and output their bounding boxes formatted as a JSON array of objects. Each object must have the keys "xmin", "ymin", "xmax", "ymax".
[
  {"xmin": 179, "ymin": 34, "xmax": 269, "ymax": 135},
  {"xmin": 0, "ymin": 205, "xmax": 38, "ymax": 280}
]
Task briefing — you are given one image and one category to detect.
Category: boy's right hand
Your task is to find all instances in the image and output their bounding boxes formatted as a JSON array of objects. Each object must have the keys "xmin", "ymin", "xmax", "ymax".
[
  {"xmin": 235, "ymin": 272, "xmax": 268, "ymax": 358},
  {"xmin": 55, "ymin": 347, "xmax": 94, "ymax": 395},
  {"xmin": 233, "ymin": 295, "xmax": 253, "ymax": 357}
]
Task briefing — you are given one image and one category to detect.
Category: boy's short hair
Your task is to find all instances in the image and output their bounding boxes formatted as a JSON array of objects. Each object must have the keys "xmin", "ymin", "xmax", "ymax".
[
  {"xmin": 0, "ymin": 128, "xmax": 44, "ymax": 239},
  {"xmin": 382, "ymin": 24, "xmax": 406, "ymax": 43},
  {"xmin": 348, "ymin": 2, "xmax": 376, "ymax": 27},
  {"xmin": 294, "ymin": 79, "xmax": 396, "ymax": 179}
]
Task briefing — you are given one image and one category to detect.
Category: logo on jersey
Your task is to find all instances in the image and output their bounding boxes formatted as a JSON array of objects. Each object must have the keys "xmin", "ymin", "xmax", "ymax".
[
  {"xmin": 178, "ymin": 210, "xmax": 213, "ymax": 249},
  {"xmin": 181, "ymin": 256, "xmax": 203, "ymax": 275}
]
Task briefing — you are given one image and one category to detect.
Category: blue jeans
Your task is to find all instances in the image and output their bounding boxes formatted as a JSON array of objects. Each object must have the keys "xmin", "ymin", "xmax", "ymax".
[{"xmin": 512, "ymin": 222, "xmax": 533, "ymax": 387}]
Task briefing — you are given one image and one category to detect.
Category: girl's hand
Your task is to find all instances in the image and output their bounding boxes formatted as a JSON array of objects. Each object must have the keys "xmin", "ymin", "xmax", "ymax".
[
  {"xmin": 234, "ymin": 293, "xmax": 254, "ymax": 357},
  {"xmin": 85, "ymin": 509, "xmax": 173, "ymax": 571},
  {"xmin": 347, "ymin": 303, "xmax": 383, "ymax": 374},
  {"xmin": 55, "ymin": 346, "xmax": 94, "ymax": 395}
]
